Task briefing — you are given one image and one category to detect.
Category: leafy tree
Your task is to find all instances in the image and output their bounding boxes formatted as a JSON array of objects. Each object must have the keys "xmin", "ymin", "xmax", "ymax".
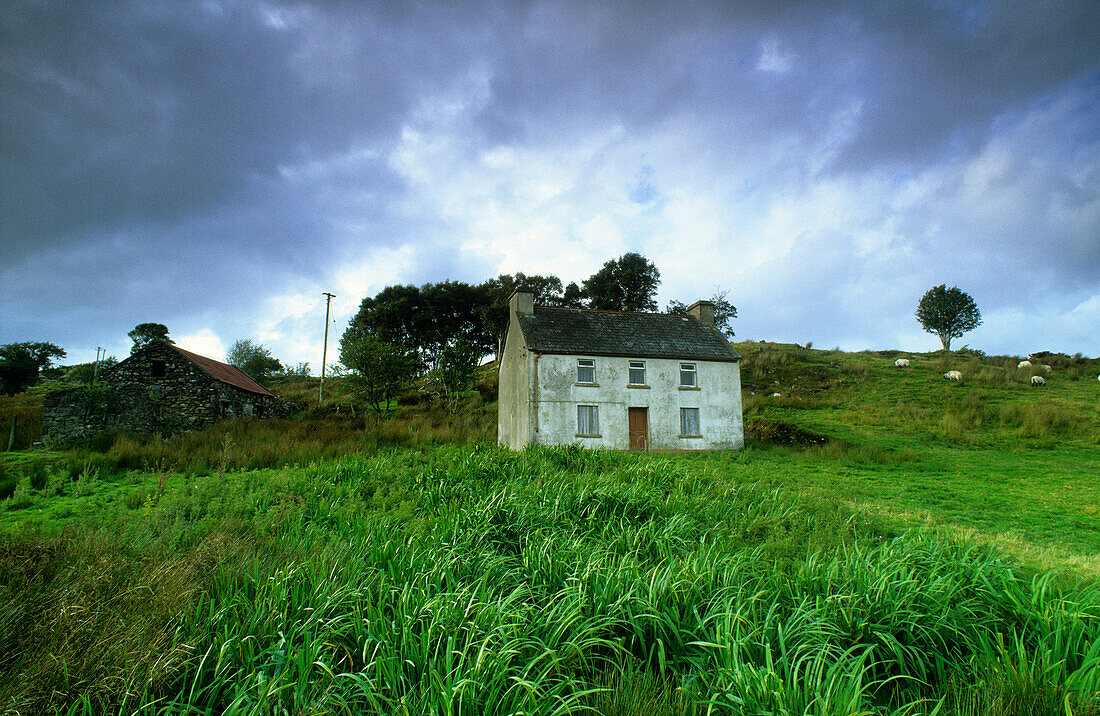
[
  {"xmin": 915, "ymin": 284, "xmax": 982, "ymax": 351},
  {"xmin": 128, "ymin": 323, "xmax": 172, "ymax": 352},
  {"xmin": 278, "ymin": 362, "xmax": 312, "ymax": 379},
  {"xmin": 65, "ymin": 356, "xmax": 118, "ymax": 385},
  {"xmin": 419, "ymin": 281, "xmax": 493, "ymax": 365},
  {"xmin": 226, "ymin": 339, "xmax": 283, "ymax": 386},
  {"xmin": 477, "ymin": 273, "xmax": 571, "ymax": 358},
  {"xmin": 350, "ymin": 281, "xmax": 493, "ymax": 370},
  {"xmin": 561, "ymin": 281, "xmax": 586, "ymax": 308},
  {"xmin": 339, "ymin": 325, "xmax": 419, "ymax": 416},
  {"xmin": 428, "ymin": 338, "xmax": 481, "ymax": 414},
  {"xmin": 667, "ymin": 289, "xmax": 738, "ymax": 338},
  {"xmin": 350, "ymin": 284, "xmax": 425, "ymax": 352},
  {"xmin": 0, "ymin": 341, "xmax": 67, "ymax": 396},
  {"xmin": 582, "ymin": 253, "xmax": 661, "ymax": 312}
]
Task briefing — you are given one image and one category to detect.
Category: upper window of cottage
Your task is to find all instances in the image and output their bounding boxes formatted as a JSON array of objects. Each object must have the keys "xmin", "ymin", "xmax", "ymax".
[
  {"xmin": 680, "ymin": 363, "xmax": 697, "ymax": 387},
  {"xmin": 628, "ymin": 361, "xmax": 646, "ymax": 385},
  {"xmin": 577, "ymin": 358, "xmax": 595, "ymax": 384},
  {"xmin": 151, "ymin": 360, "xmax": 166, "ymax": 378}
]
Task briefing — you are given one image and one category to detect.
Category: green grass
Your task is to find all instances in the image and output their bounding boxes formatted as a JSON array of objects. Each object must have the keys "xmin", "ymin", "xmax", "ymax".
[
  {"xmin": 0, "ymin": 345, "xmax": 1097, "ymax": 714},
  {"xmin": 732, "ymin": 342, "xmax": 1100, "ymax": 576},
  {"xmin": 1, "ymin": 444, "xmax": 1098, "ymax": 714}
]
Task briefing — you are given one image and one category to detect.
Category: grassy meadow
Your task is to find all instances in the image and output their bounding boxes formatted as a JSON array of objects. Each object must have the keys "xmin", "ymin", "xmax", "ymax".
[{"xmin": 0, "ymin": 344, "xmax": 1097, "ymax": 714}]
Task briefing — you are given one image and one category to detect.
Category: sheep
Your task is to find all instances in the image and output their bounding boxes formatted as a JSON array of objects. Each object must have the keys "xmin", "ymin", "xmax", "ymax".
[
  {"xmin": 1017, "ymin": 360, "xmax": 1032, "ymax": 369},
  {"xmin": 894, "ymin": 358, "xmax": 910, "ymax": 367},
  {"xmin": 1042, "ymin": 364, "xmax": 1052, "ymax": 373},
  {"xmin": 944, "ymin": 370, "xmax": 962, "ymax": 381},
  {"xmin": 1031, "ymin": 375, "xmax": 1046, "ymax": 386}
]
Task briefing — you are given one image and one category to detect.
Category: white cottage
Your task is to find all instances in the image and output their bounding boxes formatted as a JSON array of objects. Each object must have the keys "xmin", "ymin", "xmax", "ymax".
[{"xmin": 498, "ymin": 290, "xmax": 744, "ymax": 450}]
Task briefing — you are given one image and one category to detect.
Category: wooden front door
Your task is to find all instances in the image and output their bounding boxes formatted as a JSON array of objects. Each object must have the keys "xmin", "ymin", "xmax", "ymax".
[{"xmin": 628, "ymin": 407, "xmax": 648, "ymax": 451}]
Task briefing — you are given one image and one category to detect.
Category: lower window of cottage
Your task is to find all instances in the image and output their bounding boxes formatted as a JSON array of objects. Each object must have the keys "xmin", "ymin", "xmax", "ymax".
[
  {"xmin": 577, "ymin": 405, "xmax": 599, "ymax": 435},
  {"xmin": 680, "ymin": 408, "xmax": 700, "ymax": 436}
]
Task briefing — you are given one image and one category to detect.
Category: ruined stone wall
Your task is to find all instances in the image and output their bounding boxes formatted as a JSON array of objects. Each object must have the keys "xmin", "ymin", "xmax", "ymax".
[{"xmin": 43, "ymin": 341, "xmax": 293, "ymax": 443}]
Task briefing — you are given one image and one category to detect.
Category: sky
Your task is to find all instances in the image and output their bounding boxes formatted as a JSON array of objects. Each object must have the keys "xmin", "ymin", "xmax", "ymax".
[{"xmin": 2, "ymin": 1, "xmax": 1098, "ymax": 369}]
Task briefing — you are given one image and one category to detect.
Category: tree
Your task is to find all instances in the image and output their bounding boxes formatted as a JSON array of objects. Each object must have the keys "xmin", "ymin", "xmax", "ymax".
[
  {"xmin": 561, "ymin": 281, "xmax": 586, "ymax": 308},
  {"xmin": 65, "ymin": 356, "xmax": 118, "ymax": 384},
  {"xmin": 226, "ymin": 339, "xmax": 283, "ymax": 386},
  {"xmin": 278, "ymin": 362, "xmax": 311, "ymax": 379},
  {"xmin": 128, "ymin": 323, "xmax": 172, "ymax": 352},
  {"xmin": 419, "ymin": 281, "xmax": 493, "ymax": 365},
  {"xmin": 0, "ymin": 341, "xmax": 66, "ymax": 396},
  {"xmin": 339, "ymin": 324, "xmax": 419, "ymax": 416},
  {"xmin": 915, "ymin": 284, "xmax": 982, "ymax": 351},
  {"xmin": 428, "ymin": 338, "xmax": 480, "ymax": 414},
  {"xmin": 582, "ymin": 252, "xmax": 661, "ymax": 312},
  {"xmin": 667, "ymin": 289, "xmax": 738, "ymax": 338},
  {"xmin": 477, "ymin": 272, "xmax": 571, "ymax": 359},
  {"xmin": 350, "ymin": 285, "xmax": 425, "ymax": 352},
  {"xmin": 350, "ymin": 281, "xmax": 494, "ymax": 370}
]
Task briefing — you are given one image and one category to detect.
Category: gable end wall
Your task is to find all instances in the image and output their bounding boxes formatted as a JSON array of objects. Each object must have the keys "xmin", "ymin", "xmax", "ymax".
[{"xmin": 498, "ymin": 312, "xmax": 532, "ymax": 449}]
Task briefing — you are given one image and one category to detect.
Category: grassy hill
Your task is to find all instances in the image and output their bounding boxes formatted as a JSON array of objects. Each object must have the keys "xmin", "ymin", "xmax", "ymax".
[
  {"xmin": 0, "ymin": 345, "xmax": 1097, "ymax": 714},
  {"xmin": 732, "ymin": 342, "xmax": 1100, "ymax": 575}
]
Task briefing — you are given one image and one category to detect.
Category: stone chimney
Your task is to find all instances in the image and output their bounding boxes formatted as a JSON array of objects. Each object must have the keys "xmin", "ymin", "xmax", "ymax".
[
  {"xmin": 687, "ymin": 300, "xmax": 715, "ymax": 327},
  {"xmin": 509, "ymin": 289, "xmax": 534, "ymax": 316}
]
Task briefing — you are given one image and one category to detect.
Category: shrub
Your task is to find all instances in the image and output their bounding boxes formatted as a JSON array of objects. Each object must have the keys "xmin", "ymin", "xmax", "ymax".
[
  {"xmin": 69, "ymin": 385, "xmax": 123, "ymax": 420},
  {"xmin": 0, "ymin": 473, "xmax": 16, "ymax": 501},
  {"xmin": 28, "ymin": 461, "xmax": 48, "ymax": 491}
]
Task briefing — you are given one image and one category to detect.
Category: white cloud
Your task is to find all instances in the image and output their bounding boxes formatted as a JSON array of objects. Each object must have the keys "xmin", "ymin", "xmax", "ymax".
[
  {"xmin": 240, "ymin": 244, "xmax": 421, "ymax": 372},
  {"xmin": 756, "ymin": 36, "xmax": 794, "ymax": 73},
  {"xmin": 174, "ymin": 329, "xmax": 227, "ymax": 361}
]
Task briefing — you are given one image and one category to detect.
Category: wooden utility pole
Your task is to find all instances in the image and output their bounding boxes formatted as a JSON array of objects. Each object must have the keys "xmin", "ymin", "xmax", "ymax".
[
  {"xmin": 92, "ymin": 347, "xmax": 103, "ymax": 384},
  {"xmin": 319, "ymin": 292, "xmax": 335, "ymax": 404}
]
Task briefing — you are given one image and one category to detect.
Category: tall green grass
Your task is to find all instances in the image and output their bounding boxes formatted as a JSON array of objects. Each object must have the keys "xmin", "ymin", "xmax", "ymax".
[
  {"xmin": 50, "ymin": 400, "xmax": 495, "ymax": 478},
  {"xmin": 2, "ymin": 444, "xmax": 1097, "ymax": 714}
]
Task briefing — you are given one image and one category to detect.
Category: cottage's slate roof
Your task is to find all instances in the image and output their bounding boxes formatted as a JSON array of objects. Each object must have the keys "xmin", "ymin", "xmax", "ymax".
[
  {"xmin": 171, "ymin": 346, "xmax": 276, "ymax": 397},
  {"xmin": 516, "ymin": 306, "xmax": 740, "ymax": 361}
]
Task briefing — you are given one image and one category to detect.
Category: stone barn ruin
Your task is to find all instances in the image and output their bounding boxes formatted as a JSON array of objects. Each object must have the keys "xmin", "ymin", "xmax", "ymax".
[{"xmin": 44, "ymin": 340, "xmax": 294, "ymax": 442}]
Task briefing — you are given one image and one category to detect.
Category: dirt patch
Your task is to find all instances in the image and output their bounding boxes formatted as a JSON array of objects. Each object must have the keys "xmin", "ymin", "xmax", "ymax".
[{"xmin": 747, "ymin": 419, "xmax": 830, "ymax": 446}]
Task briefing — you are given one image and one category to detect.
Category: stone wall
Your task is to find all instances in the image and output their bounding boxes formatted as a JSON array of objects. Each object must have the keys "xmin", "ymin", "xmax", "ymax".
[{"xmin": 43, "ymin": 341, "xmax": 294, "ymax": 443}]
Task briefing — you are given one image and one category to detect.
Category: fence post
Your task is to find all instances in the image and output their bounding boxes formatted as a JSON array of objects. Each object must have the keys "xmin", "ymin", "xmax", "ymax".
[{"xmin": 7, "ymin": 415, "xmax": 16, "ymax": 452}]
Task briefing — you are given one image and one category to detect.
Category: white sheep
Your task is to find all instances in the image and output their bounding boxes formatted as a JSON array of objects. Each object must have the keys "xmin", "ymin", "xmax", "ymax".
[
  {"xmin": 1031, "ymin": 375, "xmax": 1046, "ymax": 386},
  {"xmin": 894, "ymin": 358, "xmax": 910, "ymax": 367},
  {"xmin": 944, "ymin": 370, "xmax": 962, "ymax": 381},
  {"xmin": 1017, "ymin": 360, "xmax": 1032, "ymax": 369},
  {"xmin": 1042, "ymin": 364, "xmax": 1052, "ymax": 373}
]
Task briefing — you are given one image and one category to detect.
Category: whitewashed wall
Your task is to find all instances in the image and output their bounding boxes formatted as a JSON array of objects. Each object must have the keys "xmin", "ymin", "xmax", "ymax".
[{"xmin": 528, "ymin": 354, "xmax": 743, "ymax": 450}]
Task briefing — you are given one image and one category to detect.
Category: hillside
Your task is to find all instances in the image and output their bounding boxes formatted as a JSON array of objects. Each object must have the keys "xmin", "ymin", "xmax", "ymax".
[
  {"xmin": 3, "ymin": 344, "xmax": 1099, "ymax": 572},
  {"xmin": 1, "ymin": 344, "xmax": 1098, "ymax": 714},
  {"xmin": 735, "ymin": 342, "xmax": 1100, "ymax": 573}
]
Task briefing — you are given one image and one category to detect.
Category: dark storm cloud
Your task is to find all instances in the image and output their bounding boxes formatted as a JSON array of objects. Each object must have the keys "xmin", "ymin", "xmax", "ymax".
[
  {"xmin": 1, "ymin": 0, "xmax": 1097, "ymax": 358},
  {"xmin": 0, "ymin": 0, "xmax": 488, "ymax": 258},
  {"xmin": 472, "ymin": 1, "xmax": 1099, "ymax": 168},
  {"xmin": 830, "ymin": 3, "xmax": 1100, "ymax": 167},
  {"xmin": 5, "ymin": 0, "xmax": 1095, "ymax": 256}
]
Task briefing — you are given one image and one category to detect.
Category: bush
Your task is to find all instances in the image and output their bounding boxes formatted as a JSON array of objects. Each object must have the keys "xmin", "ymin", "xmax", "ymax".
[
  {"xmin": 0, "ymin": 473, "xmax": 15, "ymax": 500},
  {"xmin": 28, "ymin": 461, "xmax": 48, "ymax": 491}
]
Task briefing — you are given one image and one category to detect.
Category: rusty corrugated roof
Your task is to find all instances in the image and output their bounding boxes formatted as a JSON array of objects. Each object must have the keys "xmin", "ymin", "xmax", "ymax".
[{"xmin": 171, "ymin": 346, "xmax": 276, "ymax": 397}]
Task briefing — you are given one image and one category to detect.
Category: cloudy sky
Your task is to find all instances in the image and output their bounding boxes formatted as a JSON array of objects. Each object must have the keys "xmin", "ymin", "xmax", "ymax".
[{"xmin": 2, "ymin": 1, "xmax": 1098, "ymax": 368}]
